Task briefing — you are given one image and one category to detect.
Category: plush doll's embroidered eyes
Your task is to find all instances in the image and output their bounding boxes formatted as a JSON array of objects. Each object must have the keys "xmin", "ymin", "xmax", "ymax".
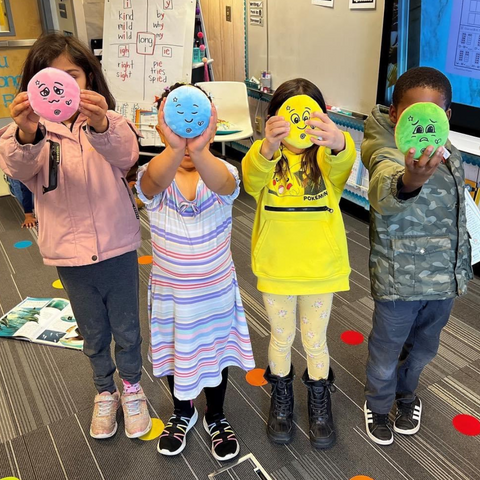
[
  {"xmin": 278, "ymin": 95, "xmax": 323, "ymax": 149},
  {"xmin": 163, "ymin": 85, "xmax": 211, "ymax": 138},
  {"xmin": 395, "ymin": 102, "xmax": 450, "ymax": 159},
  {"xmin": 27, "ymin": 68, "xmax": 80, "ymax": 122}
]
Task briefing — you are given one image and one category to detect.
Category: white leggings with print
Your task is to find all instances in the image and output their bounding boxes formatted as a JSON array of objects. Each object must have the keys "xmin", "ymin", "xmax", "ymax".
[{"xmin": 262, "ymin": 293, "xmax": 333, "ymax": 381}]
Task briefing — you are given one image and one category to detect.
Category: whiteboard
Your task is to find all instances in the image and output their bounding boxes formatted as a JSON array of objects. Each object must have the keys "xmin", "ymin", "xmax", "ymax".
[
  {"xmin": 247, "ymin": 0, "xmax": 385, "ymax": 115},
  {"xmin": 102, "ymin": 0, "xmax": 196, "ymax": 144}
]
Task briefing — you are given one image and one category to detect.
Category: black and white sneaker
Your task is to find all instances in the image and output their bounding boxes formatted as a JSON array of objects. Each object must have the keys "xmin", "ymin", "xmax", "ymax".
[
  {"xmin": 157, "ymin": 408, "xmax": 198, "ymax": 456},
  {"xmin": 203, "ymin": 414, "xmax": 240, "ymax": 462},
  {"xmin": 364, "ymin": 402, "xmax": 393, "ymax": 445},
  {"xmin": 394, "ymin": 396, "xmax": 422, "ymax": 435}
]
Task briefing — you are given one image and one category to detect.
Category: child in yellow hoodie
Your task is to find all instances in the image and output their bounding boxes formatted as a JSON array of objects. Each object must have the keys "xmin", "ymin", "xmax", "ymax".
[{"xmin": 242, "ymin": 78, "xmax": 356, "ymax": 449}]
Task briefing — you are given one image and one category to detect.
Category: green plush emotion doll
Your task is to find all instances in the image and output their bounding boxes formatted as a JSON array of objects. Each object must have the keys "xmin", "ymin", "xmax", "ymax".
[{"xmin": 395, "ymin": 102, "xmax": 450, "ymax": 160}]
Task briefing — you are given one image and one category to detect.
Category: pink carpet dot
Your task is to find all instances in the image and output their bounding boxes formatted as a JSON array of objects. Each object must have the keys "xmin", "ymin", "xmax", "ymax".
[
  {"xmin": 341, "ymin": 330, "xmax": 364, "ymax": 345},
  {"xmin": 452, "ymin": 414, "xmax": 480, "ymax": 436}
]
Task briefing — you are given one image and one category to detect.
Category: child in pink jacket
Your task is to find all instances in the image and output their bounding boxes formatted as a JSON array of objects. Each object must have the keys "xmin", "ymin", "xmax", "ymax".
[{"xmin": 0, "ymin": 33, "xmax": 151, "ymax": 440}]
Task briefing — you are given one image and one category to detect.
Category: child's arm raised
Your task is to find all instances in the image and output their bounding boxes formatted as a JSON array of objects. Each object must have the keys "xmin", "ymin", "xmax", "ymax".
[
  {"xmin": 0, "ymin": 93, "xmax": 46, "ymax": 183},
  {"xmin": 362, "ymin": 119, "xmax": 445, "ymax": 216},
  {"xmin": 187, "ymin": 106, "xmax": 236, "ymax": 196},
  {"xmin": 81, "ymin": 90, "xmax": 139, "ymax": 171},
  {"xmin": 10, "ymin": 92, "xmax": 41, "ymax": 144},
  {"xmin": 401, "ymin": 146, "xmax": 444, "ymax": 193},
  {"xmin": 140, "ymin": 101, "xmax": 186, "ymax": 198},
  {"xmin": 306, "ymin": 112, "xmax": 356, "ymax": 193},
  {"xmin": 242, "ymin": 116, "xmax": 289, "ymax": 200}
]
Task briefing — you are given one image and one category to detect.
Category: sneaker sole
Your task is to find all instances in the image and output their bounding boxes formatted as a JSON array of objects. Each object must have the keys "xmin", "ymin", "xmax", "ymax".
[
  {"xmin": 203, "ymin": 416, "xmax": 240, "ymax": 462},
  {"xmin": 393, "ymin": 399, "xmax": 422, "ymax": 435},
  {"xmin": 157, "ymin": 409, "xmax": 198, "ymax": 456},
  {"xmin": 90, "ymin": 421, "xmax": 118, "ymax": 440},
  {"xmin": 125, "ymin": 416, "xmax": 153, "ymax": 439},
  {"xmin": 364, "ymin": 403, "xmax": 393, "ymax": 446}
]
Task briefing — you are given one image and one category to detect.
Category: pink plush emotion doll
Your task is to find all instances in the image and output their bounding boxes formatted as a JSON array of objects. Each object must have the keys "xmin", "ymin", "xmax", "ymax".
[{"xmin": 27, "ymin": 67, "xmax": 80, "ymax": 122}]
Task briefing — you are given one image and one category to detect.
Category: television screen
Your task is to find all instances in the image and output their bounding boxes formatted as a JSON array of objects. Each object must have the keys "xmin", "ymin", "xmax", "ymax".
[{"xmin": 377, "ymin": 0, "xmax": 480, "ymax": 137}]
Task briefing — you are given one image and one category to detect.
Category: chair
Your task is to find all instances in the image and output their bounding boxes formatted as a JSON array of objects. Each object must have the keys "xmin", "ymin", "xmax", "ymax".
[{"xmin": 195, "ymin": 81, "xmax": 254, "ymax": 157}]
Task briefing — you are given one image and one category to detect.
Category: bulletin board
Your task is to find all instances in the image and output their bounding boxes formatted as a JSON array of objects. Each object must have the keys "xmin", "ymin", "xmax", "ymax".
[
  {"xmin": 0, "ymin": 49, "xmax": 25, "ymax": 119},
  {"xmin": 246, "ymin": 0, "xmax": 385, "ymax": 115},
  {"xmin": 102, "ymin": 0, "xmax": 196, "ymax": 144}
]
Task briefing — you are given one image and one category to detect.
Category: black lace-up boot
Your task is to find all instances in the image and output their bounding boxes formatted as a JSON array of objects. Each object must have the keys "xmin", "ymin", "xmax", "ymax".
[
  {"xmin": 302, "ymin": 368, "xmax": 336, "ymax": 449},
  {"xmin": 263, "ymin": 365, "xmax": 295, "ymax": 444}
]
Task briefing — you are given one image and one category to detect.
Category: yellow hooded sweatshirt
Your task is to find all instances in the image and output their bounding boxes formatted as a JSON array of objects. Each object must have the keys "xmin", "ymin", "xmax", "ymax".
[{"xmin": 242, "ymin": 133, "xmax": 356, "ymax": 295}]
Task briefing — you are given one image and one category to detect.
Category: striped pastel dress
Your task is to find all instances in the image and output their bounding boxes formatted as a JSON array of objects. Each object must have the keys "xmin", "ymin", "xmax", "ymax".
[{"xmin": 137, "ymin": 161, "xmax": 254, "ymax": 400}]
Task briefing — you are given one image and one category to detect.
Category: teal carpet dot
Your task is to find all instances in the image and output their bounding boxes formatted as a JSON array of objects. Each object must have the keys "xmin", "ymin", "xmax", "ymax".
[{"xmin": 14, "ymin": 241, "xmax": 32, "ymax": 249}]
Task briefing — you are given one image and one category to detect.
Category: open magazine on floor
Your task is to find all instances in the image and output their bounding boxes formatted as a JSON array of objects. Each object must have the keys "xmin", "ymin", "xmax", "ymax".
[{"xmin": 0, "ymin": 297, "xmax": 83, "ymax": 350}]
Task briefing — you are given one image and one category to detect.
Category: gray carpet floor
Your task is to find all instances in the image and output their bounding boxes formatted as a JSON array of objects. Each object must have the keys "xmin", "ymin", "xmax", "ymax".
[{"xmin": 1, "ymin": 158, "xmax": 480, "ymax": 480}]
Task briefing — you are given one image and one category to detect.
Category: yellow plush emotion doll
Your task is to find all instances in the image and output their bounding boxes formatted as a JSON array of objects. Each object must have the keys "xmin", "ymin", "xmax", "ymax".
[{"xmin": 278, "ymin": 95, "xmax": 323, "ymax": 149}]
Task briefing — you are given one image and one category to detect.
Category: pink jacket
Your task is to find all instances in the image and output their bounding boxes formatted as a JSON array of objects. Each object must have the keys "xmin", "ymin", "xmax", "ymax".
[{"xmin": 0, "ymin": 111, "xmax": 141, "ymax": 266}]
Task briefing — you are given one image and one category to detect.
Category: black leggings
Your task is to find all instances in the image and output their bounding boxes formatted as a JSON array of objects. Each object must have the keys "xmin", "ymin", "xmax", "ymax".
[{"xmin": 167, "ymin": 367, "xmax": 229, "ymax": 421}]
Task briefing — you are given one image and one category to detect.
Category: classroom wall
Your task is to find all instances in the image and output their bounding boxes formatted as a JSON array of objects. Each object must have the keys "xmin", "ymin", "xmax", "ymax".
[
  {"xmin": 247, "ymin": 0, "xmax": 385, "ymax": 115},
  {"xmin": 82, "ymin": 0, "xmax": 104, "ymax": 43},
  {"xmin": 200, "ymin": 0, "xmax": 246, "ymax": 82}
]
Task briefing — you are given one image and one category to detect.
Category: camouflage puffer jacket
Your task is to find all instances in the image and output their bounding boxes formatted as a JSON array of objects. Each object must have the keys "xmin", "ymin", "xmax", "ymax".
[{"xmin": 361, "ymin": 105, "xmax": 473, "ymax": 301}]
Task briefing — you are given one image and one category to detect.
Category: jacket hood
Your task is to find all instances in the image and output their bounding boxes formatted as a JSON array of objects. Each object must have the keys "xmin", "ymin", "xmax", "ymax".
[{"xmin": 361, "ymin": 105, "xmax": 396, "ymax": 165}]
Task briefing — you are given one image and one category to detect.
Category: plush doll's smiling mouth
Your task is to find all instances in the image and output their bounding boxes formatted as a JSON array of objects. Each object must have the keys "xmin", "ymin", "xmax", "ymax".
[
  {"xmin": 184, "ymin": 119, "xmax": 194, "ymax": 123},
  {"xmin": 297, "ymin": 125, "xmax": 307, "ymax": 130}
]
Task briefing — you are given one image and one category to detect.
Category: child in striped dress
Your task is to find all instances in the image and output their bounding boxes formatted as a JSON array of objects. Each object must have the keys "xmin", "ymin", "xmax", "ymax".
[{"xmin": 137, "ymin": 84, "xmax": 254, "ymax": 461}]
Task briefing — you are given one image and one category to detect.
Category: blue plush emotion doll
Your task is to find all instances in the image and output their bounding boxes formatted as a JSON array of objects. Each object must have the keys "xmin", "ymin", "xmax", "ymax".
[{"xmin": 163, "ymin": 85, "xmax": 212, "ymax": 138}]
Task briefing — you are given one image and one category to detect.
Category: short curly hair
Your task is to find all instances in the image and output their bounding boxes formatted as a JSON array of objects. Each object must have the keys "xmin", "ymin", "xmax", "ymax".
[
  {"xmin": 156, "ymin": 82, "xmax": 211, "ymax": 108},
  {"xmin": 392, "ymin": 67, "xmax": 452, "ymax": 109}
]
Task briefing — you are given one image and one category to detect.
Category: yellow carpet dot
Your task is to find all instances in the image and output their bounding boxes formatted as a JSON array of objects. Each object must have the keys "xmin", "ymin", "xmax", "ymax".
[
  {"xmin": 1, "ymin": 477, "xmax": 21, "ymax": 480},
  {"xmin": 52, "ymin": 279, "xmax": 64, "ymax": 289},
  {"xmin": 139, "ymin": 417, "xmax": 164, "ymax": 441}
]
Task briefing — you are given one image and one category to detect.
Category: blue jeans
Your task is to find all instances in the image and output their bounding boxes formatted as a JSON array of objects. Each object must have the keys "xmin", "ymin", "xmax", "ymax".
[
  {"xmin": 7, "ymin": 177, "xmax": 34, "ymax": 213},
  {"xmin": 57, "ymin": 251, "xmax": 142, "ymax": 393},
  {"xmin": 365, "ymin": 298, "xmax": 454, "ymax": 414}
]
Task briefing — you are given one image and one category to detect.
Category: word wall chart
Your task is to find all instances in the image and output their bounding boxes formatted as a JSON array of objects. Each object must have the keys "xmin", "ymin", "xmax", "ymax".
[{"xmin": 103, "ymin": 0, "xmax": 196, "ymax": 144}]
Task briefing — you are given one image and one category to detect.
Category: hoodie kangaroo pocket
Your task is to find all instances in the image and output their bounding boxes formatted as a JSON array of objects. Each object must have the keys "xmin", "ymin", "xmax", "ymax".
[{"xmin": 252, "ymin": 220, "xmax": 342, "ymax": 280}]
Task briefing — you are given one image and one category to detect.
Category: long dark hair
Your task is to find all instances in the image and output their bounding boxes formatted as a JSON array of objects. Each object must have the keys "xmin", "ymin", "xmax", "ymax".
[
  {"xmin": 19, "ymin": 32, "xmax": 116, "ymax": 110},
  {"xmin": 268, "ymin": 78, "xmax": 327, "ymax": 186}
]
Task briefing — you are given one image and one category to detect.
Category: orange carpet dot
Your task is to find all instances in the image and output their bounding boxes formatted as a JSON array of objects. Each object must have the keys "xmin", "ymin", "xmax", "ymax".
[
  {"xmin": 246, "ymin": 368, "xmax": 268, "ymax": 386},
  {"xmin": 138, "ymin": 255, "xmax": 153, "ymax": 265},
  {"xmin": 350, "ymin": 476, "xmax": 375, "ymax": 480}
]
